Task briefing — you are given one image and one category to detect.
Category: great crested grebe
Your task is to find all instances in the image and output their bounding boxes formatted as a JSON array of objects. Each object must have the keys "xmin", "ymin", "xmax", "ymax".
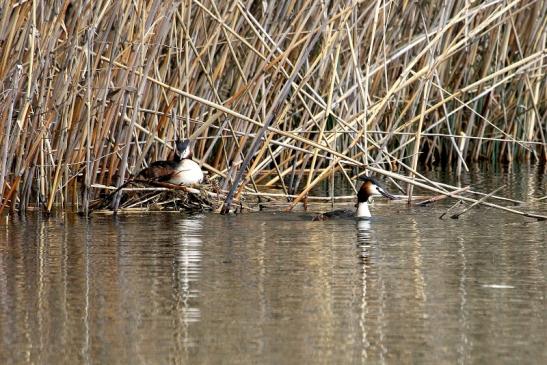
[
  {"xmin": 313, "ymin": 176, "xmax": 396, "ymax": 220},
  {"xmin": 137, "ymin": 139, "xmax": 203, "ymax": 185}
]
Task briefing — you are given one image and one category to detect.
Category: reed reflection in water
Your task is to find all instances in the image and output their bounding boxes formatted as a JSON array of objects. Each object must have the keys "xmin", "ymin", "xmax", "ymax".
[
  {"xmin": 0, "ymin": 167, "xmax": 546, "ymax": 364},
  {"xmin": 0, "ymin": 214, "xmax": 206, "ymax": 364}
]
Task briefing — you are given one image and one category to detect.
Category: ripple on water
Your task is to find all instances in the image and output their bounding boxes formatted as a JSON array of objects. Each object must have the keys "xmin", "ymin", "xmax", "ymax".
[{"xmin": 0, "ymin": 167, "xmax": 546, "ymax": 364}]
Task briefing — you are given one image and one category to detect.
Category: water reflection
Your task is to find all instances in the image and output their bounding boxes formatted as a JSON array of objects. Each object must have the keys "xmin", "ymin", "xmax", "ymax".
[
  {"xmin": 356, "ymin": 219, "xmax": 375, "ymax": 362},
  {"xmin": 174, "ymin": 216, "xmax": 203, "ymax": 353},
  {"xmin": 356, "ymin": 219, "xmax": 373, "ymax": 282},
  {"xmin": 0, "ymin": 166, "xmax": 546, "ymax": 364},
  {"xmin": 457, "ymin": 234, "xmax": 470, "ymax": 364}
]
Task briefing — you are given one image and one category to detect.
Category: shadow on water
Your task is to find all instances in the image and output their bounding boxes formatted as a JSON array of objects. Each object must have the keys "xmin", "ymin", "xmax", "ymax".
[{"xmin": 0, "ymin": 165, "xmax": 546, "ymax": 364}]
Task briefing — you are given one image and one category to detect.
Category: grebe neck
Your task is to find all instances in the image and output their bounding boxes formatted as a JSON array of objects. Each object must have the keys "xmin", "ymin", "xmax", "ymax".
[{"xmin": 356, "ymin": 201, "xmax": 371, "ymax": 218}]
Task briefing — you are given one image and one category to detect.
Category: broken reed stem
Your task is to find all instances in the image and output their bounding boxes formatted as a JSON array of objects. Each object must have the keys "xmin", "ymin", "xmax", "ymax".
[
  {"xmin": 417, "ymin": 186, "xmax": 471, "ymax": 206},
  {"xmin": 440, "ymin": 200, "xmax": 466, "ymax": 220},
  {"xmin": 368, "ymin": 166, "xmax": 547, "ymax": 221},
  {"xmin": 450, "ymin": 184, "xmax": 507, "ymax": 219}
]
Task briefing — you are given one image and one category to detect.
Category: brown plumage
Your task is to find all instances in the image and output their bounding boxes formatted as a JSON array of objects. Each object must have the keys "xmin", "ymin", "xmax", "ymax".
[
  {"xmin": 136, "ymin": 160, "xmax": 181, "ymax": 182},
  {"xmin": 135, "ymin": 140, "xmax": 189, "ymax": 182}
]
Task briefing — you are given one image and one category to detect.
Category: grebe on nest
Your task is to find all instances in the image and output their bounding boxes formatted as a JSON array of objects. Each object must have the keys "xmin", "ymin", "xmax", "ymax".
[{"xmin": 136, "ymin": 139, "xmax": 203, "ymax": 185}]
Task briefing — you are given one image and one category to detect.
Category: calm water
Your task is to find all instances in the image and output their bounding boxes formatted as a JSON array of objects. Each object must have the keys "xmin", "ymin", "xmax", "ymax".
[{"xmin": 0, "ymin": 166, "xmax": 546, "ymax": 364}]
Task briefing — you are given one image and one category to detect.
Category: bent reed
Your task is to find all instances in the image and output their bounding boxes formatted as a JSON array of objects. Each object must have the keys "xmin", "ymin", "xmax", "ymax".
[{"xmin": 0, "ymin": 0, "xmax": 545, "ymax": 214}]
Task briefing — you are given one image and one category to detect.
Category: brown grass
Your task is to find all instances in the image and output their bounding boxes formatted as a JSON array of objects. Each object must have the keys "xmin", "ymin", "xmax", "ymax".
[{"xmin": 0, "ymin": 0, "xmax": 545, "ymax": 213}]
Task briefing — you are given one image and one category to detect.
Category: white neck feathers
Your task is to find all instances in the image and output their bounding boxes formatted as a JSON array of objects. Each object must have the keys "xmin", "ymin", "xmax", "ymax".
[{"xmin": 356, "ymin": 202, "xmax": 371, "ymax": 218}]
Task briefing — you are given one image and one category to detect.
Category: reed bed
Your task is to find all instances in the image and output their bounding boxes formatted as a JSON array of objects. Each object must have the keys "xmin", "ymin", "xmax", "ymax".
[{"xmin": 0, "ymin": 0, "xmax": 546, "ymax": 215}]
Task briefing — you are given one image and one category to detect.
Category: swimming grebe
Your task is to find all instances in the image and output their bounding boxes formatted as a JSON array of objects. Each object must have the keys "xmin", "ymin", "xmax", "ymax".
[
  {"xmin": 313, "ymin": 176, "xmax": 396, "ymax": 220},
  {"xmin": 137, "ymin": 139, "xmax": 203, "ymax": 185}
]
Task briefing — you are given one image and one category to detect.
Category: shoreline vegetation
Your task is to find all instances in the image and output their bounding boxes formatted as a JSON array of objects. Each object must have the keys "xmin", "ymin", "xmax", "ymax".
[{"xmin": 0, "ymin": 1, "xmax": 545, "ymax": 218}]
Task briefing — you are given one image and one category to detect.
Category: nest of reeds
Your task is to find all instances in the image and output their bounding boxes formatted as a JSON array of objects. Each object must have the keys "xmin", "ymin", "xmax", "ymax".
[{"xmin": 90, "ymin": 181, "xmax": 224, "ymax": 213}]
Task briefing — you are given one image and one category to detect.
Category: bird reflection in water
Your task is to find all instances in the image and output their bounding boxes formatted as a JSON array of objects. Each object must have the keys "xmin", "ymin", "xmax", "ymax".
[
  {"xmin": 355, "ymin": 219, "xmax": 388, "ymax": 362},
  {"xmin": 174, "ymin": 216, "xmax": 204, "ymax": 353},
  {"xmin": 356, "ymin": 220, "xmax": 373, "ymax": 266}
]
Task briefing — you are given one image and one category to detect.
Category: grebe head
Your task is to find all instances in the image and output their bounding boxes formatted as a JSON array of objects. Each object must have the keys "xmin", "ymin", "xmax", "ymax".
[
  {"xmin": 175, "ymin": 139, "xmax": 192, "ymax": 160},
  {"xmin": 357, "ymin": 176, "xmax": 396, "ymax": 203},
  {"xmin": 355, "ymin": 176, "xmax": 396, "ymax": 219}
]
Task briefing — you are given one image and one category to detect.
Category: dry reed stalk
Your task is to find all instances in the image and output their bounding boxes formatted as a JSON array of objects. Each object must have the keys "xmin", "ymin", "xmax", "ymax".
[
  {"xmin": 416, "ymin": 186, "xmax": 471, "ymax": 207},
  {"xmin": 368, "ymin": 165, "xmax": 547, "ymax": 220},
  {"xmin": 0, "ymin": 0, "xmax": 544, "ymax": 215},
  {"xmin": 450, "ymin": 184, "xmax": 507, "ymax": 219}
]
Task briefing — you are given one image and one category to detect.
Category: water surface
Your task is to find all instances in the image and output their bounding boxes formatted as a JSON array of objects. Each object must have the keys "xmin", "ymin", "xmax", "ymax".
[{"xmin": 0, "ymin": 166, "xmax": 546, "ymax": 364}]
